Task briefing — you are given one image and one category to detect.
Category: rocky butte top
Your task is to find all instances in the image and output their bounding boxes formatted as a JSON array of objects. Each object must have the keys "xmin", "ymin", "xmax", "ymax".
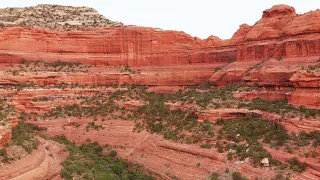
[
  {"xmin": 0, "ymin": 4, "xmax": 123, "ymax": 30},
  {"xmin": 262, "ymin": 4, "xmax": 296, "ymax": 18}
]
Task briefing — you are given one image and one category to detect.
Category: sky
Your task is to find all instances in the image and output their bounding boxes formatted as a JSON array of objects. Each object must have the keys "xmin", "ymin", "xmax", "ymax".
[{"xmin": 1, "ymin": 0, "xmax": 319, "ymax": 39}]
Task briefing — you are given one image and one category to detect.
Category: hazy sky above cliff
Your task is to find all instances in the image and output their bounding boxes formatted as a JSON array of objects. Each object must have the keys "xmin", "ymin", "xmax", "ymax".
[{"xmin": 1, "ymin": 0, "xmax": 319, "ymax": 39}]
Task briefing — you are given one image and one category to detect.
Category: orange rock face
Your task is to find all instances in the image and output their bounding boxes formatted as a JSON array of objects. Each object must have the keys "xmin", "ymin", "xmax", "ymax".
[
  {"xmin": 0, "ymin": 4, "xmax": 319, "ymax": 110},
  {"xmin": 0, "ymin": 5, "xmax": 319, "ymax": 111},
  {"xmin": 236, "ymin": 4, "xmax": 320, "ymax": 62},
  {"xmin": 244, "ymin": 5, "xmax": 296, "ymax": 42},
  {"xmin": 0, "ymin": 26, "xmax": 237, "ymax": 66},
  {"xmin": 0, "ymin": 5, "xmax": 319, "ymax": 66},
  {"xmin": 0, "ymin": 125, "xmax": 11, "ymax": 148},
  {"xmin": 0, "ymin": 137, "xmax": 68, "ymax": 180}
]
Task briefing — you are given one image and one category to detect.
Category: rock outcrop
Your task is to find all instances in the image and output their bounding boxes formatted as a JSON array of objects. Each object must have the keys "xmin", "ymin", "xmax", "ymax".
[
  {"xmin": 0, "ymin": 137, "xmax": 68, "ymax": 180},
  {"xmin": 236, "ymin": 5, "xmax": 320, "ymax": 61},
  {"xmin": 0, "ymin": 125, "xmax": 11, "ymax": 148},
  {"xmin": 244, "ymin": 4, "xmax": 297, "ymax": 41},
  {"xmin": 0, "ymin": 4, "xmax": 123, "ymax": 29}
]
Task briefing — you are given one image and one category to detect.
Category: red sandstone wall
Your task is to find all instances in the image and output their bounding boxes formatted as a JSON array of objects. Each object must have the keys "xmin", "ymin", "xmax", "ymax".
[
  {"xmin": 0, "ymin": 5, "xmax": 319, "ymax": 66},
  {"xmin": 0, "ymin": 26, "xmax": 237, "ymax": 66},
  {"xmin": 0, "ymin": 5, "xmax": 319, "ymax": 109},
  {"xmin": 0, "ymin": 125, "xmax": 11, "ymax": 148}
]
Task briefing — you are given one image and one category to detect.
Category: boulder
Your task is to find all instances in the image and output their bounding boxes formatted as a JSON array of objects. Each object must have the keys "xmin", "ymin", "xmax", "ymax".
[{"xmin": 261, "ymin": 157, "xmax": 269, "ymax": 167}]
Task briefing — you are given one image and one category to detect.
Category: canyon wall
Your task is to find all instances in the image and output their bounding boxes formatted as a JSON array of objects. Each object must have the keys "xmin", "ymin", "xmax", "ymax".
[
  {"xmin": 0, "ymin": 5, "xmax": 319, "ymax": 66},
  {"xmin": 0, "ymin": 5, "xmax": 319, "ymax": 109},
  {"xmin": 0, "ymin": 5, "xmax": 320, "ymax": 108},
  {"xmin": 0, "ymin": 26, "xmax": 237, "ymax": 66}
]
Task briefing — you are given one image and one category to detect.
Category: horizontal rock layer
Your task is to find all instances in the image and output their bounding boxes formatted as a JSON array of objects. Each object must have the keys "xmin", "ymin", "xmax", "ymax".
[
  {"xmin": 0, "ymin": 137, "xmax": 68, "ymax": 180},
  {"xmin": 0, "ymin": 5, "xmax": 318, "ymax": 111}
]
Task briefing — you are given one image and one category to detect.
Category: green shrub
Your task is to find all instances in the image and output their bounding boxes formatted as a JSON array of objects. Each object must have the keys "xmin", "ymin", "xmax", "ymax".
[
  {"xmin": 232, "ymin": 172, "xmax": 248, "ymax": 180},
  {"xmin": 210, "ymin": 172, "xmax": 219, "ymax": 180},
  {"xmin": 276, "ymin": 57, "xmax": 283, "ymax": 61},
  {"xmin": 200, "ymin": 143, "xmax": 213, "ymax": 149},
  {"xmin": 218, "ymin": 117, "xmax": 289, "ymax": 146},
  {"xmin": 11, "ymin": 122, "xmax": 44, "ymax": 154},
  {"xmin": 214, "ymin": 67, "xmax": 222, "ymax": 72},
  {"xmin": 240, "ymin": 98, "xmax": 296, "ymax": 114},
  {"xmin": 0, "ymin": 149, "xmax": 7, "ymax": 156},
  {"xmin": 216, "ymin": 117, "xmax": 288, "ymax": 166},
  {"xmin": 109, "ymin": 150, "xmax": 117, "ymax": 157},
  {"xmin": 299, "ymin": 106, "xmax": 320, "ymax": 118},
  {"xmin": 241, "ymin": 98, "xmax": 320, "ymax": 118},
  {"xmin": 197, "ymin": 82, "xmax": 212, "ymax": 90},
  {"xmin": 294, "ymin": 130, "xmax": 320, "ymax": 147},
  {"xmin": 54, "ymin": 82, "xmax": 68, "ymax": 90},
  {"xmin": 287, "ymin": 157, "xmax": 307, "ymax": 172},
  {"xmin": 307, "ymin": 65, "xmax": 320, "ymax": 71},
  {"xmin": 52, "ymin": 136, "xmax": 155, "ymax": 180},
  {"xmin": 271, "ymin": 173, "xmax": 285, "ymax": 180},
  {"xmin": 12, "ymin": 70, "xmax": 19, "ymax": 76}
]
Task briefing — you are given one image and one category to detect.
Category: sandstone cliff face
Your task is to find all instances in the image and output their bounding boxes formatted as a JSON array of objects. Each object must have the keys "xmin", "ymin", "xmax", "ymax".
[
  {"xmin": 0, "ymin": 5, "xmax": 319, "ymax": 67},
  {"xmin": 282, "ymin": 9, "xmax": 320, "ymax": 36},
  {"xmin": 245, "ymin": 5, "xmax": 296, "ymax": 41},
  {"xmin": 0, "ymin": 101, "xmax": 17, "ymax": 148},
  {"xmin": 0, "ymin": 26, "xmax": 237, "ymax": 66},
  {"xmin": 0, "ymin": 4, "xmax": 319, "ymax": 66},
  {"xmin": 0, "ymin": 4, "xmax": 319, "ymax": 110},
  {"xmin": 0, "ymin": 125, "xmax": 11, "ymax": 148},
  {"xmin": 0, "ymin": 137, "xmax": 68, "ymax": 180},
  {"xmin": 229, "ymin": 24, "xmax": 252, "ymax": 44},
  {"xmin": 236, "ymin": 5, "xmax": 320, "ymax": 61}
]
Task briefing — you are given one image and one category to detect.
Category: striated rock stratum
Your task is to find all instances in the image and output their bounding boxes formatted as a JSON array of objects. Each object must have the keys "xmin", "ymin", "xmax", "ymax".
[{"xmin": 0, "ymin": 4, "xmax": 319, "ymax": 108}]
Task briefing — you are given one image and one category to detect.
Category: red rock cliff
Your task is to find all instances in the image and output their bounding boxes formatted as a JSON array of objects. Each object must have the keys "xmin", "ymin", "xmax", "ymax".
[
  {"xmin": 0, "ymin": 26, "xmax": 237, "ymax": 66},
  {"xmin": 0, "ymin": 4, "xmax": 319, "ymax": 109},
  {"xmin": 237, "ymin": 5, "xmax": 320, "ymax": 61},
  {"xmin": 0, "ymin": 5, "xmax": 319, "ymax": 66}
]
